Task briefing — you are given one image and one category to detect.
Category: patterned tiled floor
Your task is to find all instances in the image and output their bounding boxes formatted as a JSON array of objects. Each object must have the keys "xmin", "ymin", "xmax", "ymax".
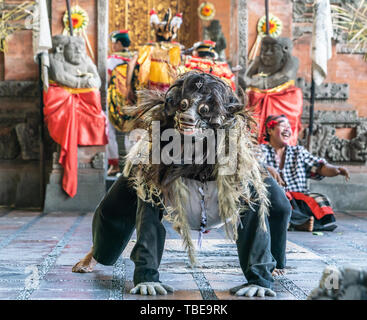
[{"xmin": 0, "ymin": 207, "xmax": 366, "ymax": 300}]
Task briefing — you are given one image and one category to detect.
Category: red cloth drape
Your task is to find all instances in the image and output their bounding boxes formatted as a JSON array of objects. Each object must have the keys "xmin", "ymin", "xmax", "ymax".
[
  {"xmin": 247, "ymin": 84, "xmax": 303, "ymax": 146},
  {"xmin": 287, "ymin": 192, "xmax": 334, "ymax": 220},
  {"xmin": 43, "ymin": 84, "xmax": 108, "ymax": 198}
]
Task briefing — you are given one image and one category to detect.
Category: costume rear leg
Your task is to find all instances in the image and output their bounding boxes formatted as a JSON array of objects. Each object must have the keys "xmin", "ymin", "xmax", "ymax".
[
  {"xmin": 231, "ymin": 201, "xmax": 277, "ymax": 297},
  {"xmin": 72, "ymin": 175, "xmax": 137, "ymax": 272}
]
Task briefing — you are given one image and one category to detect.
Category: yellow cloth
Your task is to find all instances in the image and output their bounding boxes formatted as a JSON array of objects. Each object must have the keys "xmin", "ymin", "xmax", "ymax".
[
  {"xmin": 48, "ymin": 80, "xmax": 97, "ymax": 94},
  {"xmin": 247, "ymin": 80, "xmax": 295, "ymax": 94},
  {"xmin": 108, "ymin": 63, "xmax": 139, "ymax": 132},
  {"xmin": 138, "ymin": 42, "xmax": 181, "ymax": 89}
]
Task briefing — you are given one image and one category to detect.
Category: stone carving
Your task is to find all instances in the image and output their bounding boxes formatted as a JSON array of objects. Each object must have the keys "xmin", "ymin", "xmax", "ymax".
[
  {"xmin": 292, "ymin": 0, "xmax": 359, "ymax": 23},
  {"xmin": 308, "ymin": 266, "xmax": 367, "ymax": 300},
  {"xmin": 299, "ymin": 110, "xmax": 367, "ymax": 163},
  {"xmin": 204, "ymin": 20, "xmax": 227, "ymax": 60},
  {"xmin": 244, "ymin": 36, "xmax": 299, "ymax": 90},
  {"xmin": 292, "ymin": 0, "xmax": 314, "ymax": 23},
  {"xmin": 0, "ymin": 81, "xmax": 38, "ymax": 97},
  {"xmin": 45, "ymin": 35, "xmax": 108, "ymax": 198},
  {"xmin": 52, "ymin": 151, "xmax": 106, "ymax": 170},
  {"xmin": 49, "ymin": 35, "xmax": 101, "ymax": 89},
  {"xmin": 52, "ymin": 152, "xmax": 62, "ymax": 169},
  {"xmin": 0, "ymin": 126, "xmax": 20, "ymax": 159},
  {"xmin": 292, "ymin": 25, "xmax": 312, "ymax": 41},
  {"xmin": 292, "ymin": 0, "xmax": 366, "ymax": 55},
  {"xmin": 91, "ymin": 152, "xmax": 105, "ymax": 169},
  {"xmin": 296, "ymin": 78, "xmax": 349, "ymax": 100},
  {"xmin": 15, "ymin": 113, "xmax": 40, "ymax": 160}
]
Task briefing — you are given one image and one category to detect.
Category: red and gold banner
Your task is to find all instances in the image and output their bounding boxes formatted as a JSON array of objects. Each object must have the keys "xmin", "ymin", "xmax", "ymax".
[{"xmin": 43, "ymin": 84, "xmax": 108, "ymax": 198}]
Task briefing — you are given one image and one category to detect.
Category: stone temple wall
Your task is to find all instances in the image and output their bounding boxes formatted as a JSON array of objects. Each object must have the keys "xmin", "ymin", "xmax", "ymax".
[{"xmin": 0, "ymin": 0, "xmax": 107, "ymax": 210}]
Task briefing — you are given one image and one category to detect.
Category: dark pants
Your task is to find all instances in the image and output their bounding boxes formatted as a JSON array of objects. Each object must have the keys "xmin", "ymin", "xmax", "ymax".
[
  {"xmin": 266, "ymin": 176, "xmax": 292, "ymax": 269},
  {"xmin": 92, "ymin": 175, "xmax": 290, "ymax": 287}
]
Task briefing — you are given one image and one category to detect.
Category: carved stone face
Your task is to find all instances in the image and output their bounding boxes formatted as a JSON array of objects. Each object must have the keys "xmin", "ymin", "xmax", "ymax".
[
  {"xmin": 260, "ymin": 38, "xmax": 284, "ymax": 68},
  {"xmin": 64, "ymin": 38, "xmax": 85, "ymax": 65},
  {"xmin": 208, "ymin": 20, "xmax": 221, "ymax": 37}
]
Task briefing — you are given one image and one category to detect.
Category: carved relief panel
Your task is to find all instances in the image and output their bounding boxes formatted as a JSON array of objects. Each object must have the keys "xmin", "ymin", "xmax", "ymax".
[{"xmin": 299, "ymin": 109, "xmax": 367, "ymax": 164}]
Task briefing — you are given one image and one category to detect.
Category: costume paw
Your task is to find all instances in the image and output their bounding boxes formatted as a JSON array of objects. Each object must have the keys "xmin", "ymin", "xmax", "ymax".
[
  {"xmin": 130, "ymin": 282, "xmax": 174, "ymax": 295},
  {"xmin": 230, "ymin": 284, "xmax": 276, "ymax": 297}
]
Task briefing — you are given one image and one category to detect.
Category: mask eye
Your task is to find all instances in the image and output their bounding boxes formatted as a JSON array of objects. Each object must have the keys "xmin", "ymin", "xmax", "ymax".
[
  {"xmin": 180, "ymin": 99, "xmax": 189, "ymax": 111},
  {"xmin": 198, "ymin": 104, "xmax": 209, "ymax": 115}
]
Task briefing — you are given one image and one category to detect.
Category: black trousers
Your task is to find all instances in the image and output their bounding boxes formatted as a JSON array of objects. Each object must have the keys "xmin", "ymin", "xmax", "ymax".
[{"xmin": 92, "ymin": 175, "xmax": 291, "ymax": 287}]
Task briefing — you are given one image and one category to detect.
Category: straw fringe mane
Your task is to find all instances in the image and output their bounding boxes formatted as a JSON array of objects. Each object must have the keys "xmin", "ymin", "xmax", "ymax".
[{"xmin": 123, "ymin": 84, "xmax": 270, "ymax": 266}]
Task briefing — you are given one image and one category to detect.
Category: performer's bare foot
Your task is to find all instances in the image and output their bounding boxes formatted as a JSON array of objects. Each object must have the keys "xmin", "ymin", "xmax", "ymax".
[
  {"xmin": 272, "ymin": 268, "xmax": 286, "ymax": 277},
  {"xmin": 295, "ymin": 216, "xmax": 314, "ymax": 232},
  {"xmin": 72, "ymin": 247, "xmax": 97, "ymax": 273}
]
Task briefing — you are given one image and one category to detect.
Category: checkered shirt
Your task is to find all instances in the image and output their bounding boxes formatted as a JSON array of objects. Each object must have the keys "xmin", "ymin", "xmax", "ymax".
[{"xmin": 260, "ymin": 144, "xmax": 327, "ymax": 193}]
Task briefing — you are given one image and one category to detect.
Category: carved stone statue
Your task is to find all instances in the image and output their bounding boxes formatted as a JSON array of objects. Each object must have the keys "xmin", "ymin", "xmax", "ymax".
[
  {"xmin": 244, "ymin": 36, "xmax": 299, "ymax": 90},
  {"xmin": 43, "ymin": 35, "xmax": 107, "ymax": 198},
  {"xmin": 308, "ymin": 266, "xmax": 367, "ymax": 300},
  {"xmin": 204, "ymin": 20, "xmax": 227, "ymax": 60},
  {"xmin": 245, "ymin": 36, "xmax": 303, "ymax": 146},
  {"xmin": 49, "ymin": 35, "xmax": 101, "ymax": 89}
]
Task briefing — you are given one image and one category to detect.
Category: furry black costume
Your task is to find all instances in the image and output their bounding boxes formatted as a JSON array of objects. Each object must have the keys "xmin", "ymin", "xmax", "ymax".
[{"xmin": 73, "ymin": 71, "xmax": 291, "ymax": 297}]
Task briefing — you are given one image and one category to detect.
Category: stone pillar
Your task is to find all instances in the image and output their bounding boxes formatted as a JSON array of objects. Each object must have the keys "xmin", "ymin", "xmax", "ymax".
[
  {"xmin": 238, "ymin": 0, "xmax": 248, "ymax": 70},
  {"xmin": 97, "ymin": 0, "xmax": 109, "ymax": 111}
]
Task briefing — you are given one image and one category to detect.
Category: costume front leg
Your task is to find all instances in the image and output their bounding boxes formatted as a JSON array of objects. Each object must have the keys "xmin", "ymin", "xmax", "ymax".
[
  {"xmin": 265, "ymin": 175, "xmax": 292, "ymax": 269},
  {"xmin": 92, "ymin": 175, "xmax": 137, "ymax": 265},
  {"xmin": 233, "ymin": 204, "xmax": 277, "ymax": 297},
  {"xmin": 130, "ymin": 199, "xmax": 173, "ymax": 295}
]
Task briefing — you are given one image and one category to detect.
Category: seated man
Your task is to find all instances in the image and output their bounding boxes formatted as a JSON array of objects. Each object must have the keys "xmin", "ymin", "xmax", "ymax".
[
  {"xmin": 261, "ymin": 114, "xmax": 350, "ymax": 232},
  {"xmin": 44, "ymin": 35, "xmax": 108, "ymax": 197},
  {"xmin": 244, "ymin": 36, "xmax": 302, "ymax": 146}
]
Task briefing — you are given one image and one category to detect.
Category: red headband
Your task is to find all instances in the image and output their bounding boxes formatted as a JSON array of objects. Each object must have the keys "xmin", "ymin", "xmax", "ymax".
[{"xmin": 267, "ymin": 120, "xmax": 278, "ymax": 129}]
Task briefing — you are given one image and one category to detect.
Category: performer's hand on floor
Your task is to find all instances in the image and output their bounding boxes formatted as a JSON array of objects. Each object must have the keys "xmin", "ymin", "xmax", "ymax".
[
  {"xmin": 130, "ymin": 282, "xmax": 174, "ymax": 295},
  {"xmin": 230, "ymin": 284, "xmax": 276, "ymax": 298}
]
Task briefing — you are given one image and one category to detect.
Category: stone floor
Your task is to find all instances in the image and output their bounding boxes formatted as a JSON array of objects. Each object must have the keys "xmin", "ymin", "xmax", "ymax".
[{"xmin": 0, "ymin": 207, "xmax": 367, "ymax": 300}]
